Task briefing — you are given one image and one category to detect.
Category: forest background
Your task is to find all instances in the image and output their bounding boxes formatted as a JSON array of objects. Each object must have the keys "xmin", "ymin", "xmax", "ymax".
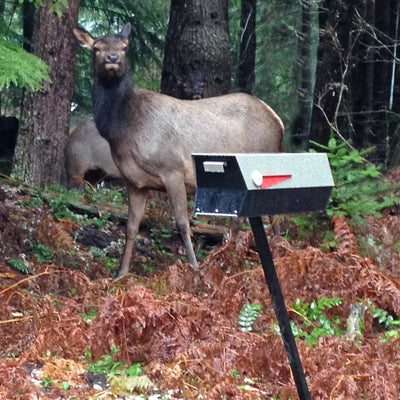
[{"xmin": 2, "ymin": 0, "xmax": 400, "ymax": 187}]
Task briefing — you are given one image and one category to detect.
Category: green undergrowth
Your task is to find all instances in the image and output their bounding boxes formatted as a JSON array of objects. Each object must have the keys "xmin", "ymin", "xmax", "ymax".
[
  {"xmin": 291, "ymin": 136, "xmax": 400, "ymax": 247},
  {"xmin": 235, "ymin": 296, "xmax": 400, "ymax": 345},
  {"xmin": 237, "ymin": 302, "xmax": 263, "ymax": 331},
  {"xmin": 84, "ymin": 345, "xmax": 155, "ymax": 395},
  {"xmin": 43, "ymin": 183, "xmax": 127, "ymax": 222},
  {"xmin": 285, "ymin": 297, "xmax": 400, "ymax": 345}
]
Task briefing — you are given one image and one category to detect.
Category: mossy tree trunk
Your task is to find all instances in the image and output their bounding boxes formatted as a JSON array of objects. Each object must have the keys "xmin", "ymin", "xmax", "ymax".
[{"xmin": 12, "ymin": 0, "xmax": 80, "ymax": 187}]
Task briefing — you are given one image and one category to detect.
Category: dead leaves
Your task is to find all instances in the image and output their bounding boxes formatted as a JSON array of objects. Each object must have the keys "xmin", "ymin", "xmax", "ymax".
[
  {"xmin": 332, "ymin": 215, "xmax": 359, "ymax": 256},
  {"xmin": 2, "ymin": 185, "xmax": 400, "ymax": 400},
  {"xmin": 37, "ymin": 217, "xmax": 79, "ymax": 250}
]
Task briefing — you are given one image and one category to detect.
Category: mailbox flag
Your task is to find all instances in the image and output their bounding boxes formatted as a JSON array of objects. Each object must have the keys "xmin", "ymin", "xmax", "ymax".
[{"xmin": 261, "ymin": 174, "xmax": 292, "ymax": 189}]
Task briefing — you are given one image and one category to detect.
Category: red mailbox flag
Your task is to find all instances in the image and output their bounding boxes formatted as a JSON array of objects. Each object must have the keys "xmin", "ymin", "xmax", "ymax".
[{"xmin": 261, "ymin": 174, "xmax": 292, "ymax": 189}]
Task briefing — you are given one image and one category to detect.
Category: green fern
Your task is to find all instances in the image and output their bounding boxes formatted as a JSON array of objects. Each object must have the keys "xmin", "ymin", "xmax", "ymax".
[
  {"xmin": 290, "ymin": 297, "xmax": 343, "ymax": 345},
  {"xmin": 0, "ymin": 38, "xmax": 51, "ymax": 91},
  {"xmin": 311, "ymin": 137, "xmax": 398, "ymax": 225},
  {"xmin": 237, "ymin": 303, "xmax": 263, "ymax": 332},
  {"xmin": 370, "ymin": 305, "xmax": 400, "ymax": 342},
  {"xmin": 291, "ymin": 135, "xmax": 400, "ymax": 240},
  {"xmin": 108, "ymin": 374, "xmax": 155, "ymax": 395}
]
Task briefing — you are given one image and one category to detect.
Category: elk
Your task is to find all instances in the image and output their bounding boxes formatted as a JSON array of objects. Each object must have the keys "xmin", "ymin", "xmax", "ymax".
[
  {"xmin": 65, "ymin": 119, "xmax": 121, "ymax": 188},
  {"xmin": 73, "ymin": 23, "xmax": 285, "ymax": 277}
]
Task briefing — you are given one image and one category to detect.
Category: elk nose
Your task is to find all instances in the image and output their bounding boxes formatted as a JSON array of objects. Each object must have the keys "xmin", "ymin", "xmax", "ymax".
[{"xmin": 107, "ymin": 54, "xmax": 119, "ymax": 63}]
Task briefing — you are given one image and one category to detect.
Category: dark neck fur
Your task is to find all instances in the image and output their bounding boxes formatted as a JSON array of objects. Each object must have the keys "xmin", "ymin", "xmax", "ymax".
[{"xmin": 92, "ymin": 72, "xmax": 134, "ymax": 143}]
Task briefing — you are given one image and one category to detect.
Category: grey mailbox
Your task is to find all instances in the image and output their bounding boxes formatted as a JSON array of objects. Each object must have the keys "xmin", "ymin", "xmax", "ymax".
[
  {"xmin": 193, "ymin": 153, "xmax": 334, "ymax": 217},
  {"xmin": 192, "ymin": 152, "xmax": 334, "ymax": 400}
]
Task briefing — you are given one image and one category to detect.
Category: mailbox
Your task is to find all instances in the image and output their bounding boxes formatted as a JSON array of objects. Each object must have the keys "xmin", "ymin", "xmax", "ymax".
[
  {"xmin": 192, "ymin": 152, "xmax": 334, "ymax": 400},
  {"xmin": 193, "ymin": 153, "xmax": 334, "ymax": 217}
]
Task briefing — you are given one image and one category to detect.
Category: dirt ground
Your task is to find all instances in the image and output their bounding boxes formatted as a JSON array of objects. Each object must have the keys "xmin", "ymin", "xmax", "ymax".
[{"xmin": 1, "ymin": 169, "xmax": 400, "ymax": 399}]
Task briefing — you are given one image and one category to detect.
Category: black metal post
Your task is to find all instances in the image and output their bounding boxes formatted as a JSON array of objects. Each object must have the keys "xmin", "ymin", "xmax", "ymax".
[{"xmin": 249, "ymin": 216, "xmax": 311, "ymax": 400}]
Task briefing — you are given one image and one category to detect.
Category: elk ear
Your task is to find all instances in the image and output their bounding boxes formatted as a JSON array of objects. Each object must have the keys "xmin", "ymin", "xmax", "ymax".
[
  {"xmin": 73, "ymin": 27, "xmax": 95, "ymax": 49},
  {"xmin": 120, "ymin": 23, "xmax": 132, "ymax": 39}
]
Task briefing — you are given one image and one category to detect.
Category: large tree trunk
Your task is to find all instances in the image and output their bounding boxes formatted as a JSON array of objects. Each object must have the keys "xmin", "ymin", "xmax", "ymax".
[
  {"xmin": 12, "ymin": 0, "xmax": 80, "ymax": 187},
  {"xmin": 161, "ymin": 0, "xmax": 231, "ymax": 99},
  {"xmin": 236, "ymin": 0, "xmax": 257, "ymax": 93}
]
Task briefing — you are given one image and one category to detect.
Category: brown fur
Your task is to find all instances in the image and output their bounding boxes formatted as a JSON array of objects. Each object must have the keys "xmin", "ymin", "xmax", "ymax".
[
  {"xmin": 73, "ymin": 24, "xmax": 285, "ymax": 277},
  {"xmin": 65, "ymin": 120, "xmax": 121, "ymax": 188}
]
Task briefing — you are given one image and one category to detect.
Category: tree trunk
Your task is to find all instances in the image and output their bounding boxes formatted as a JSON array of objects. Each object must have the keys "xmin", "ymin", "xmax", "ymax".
[
  {"xmin": 22, "ymin": 1, "xmax": 35, "ymax": 52},
  {"xmin": 370, "ymin": 0, "xmax": 392, "ymax": 163},
  {"xmin": 292, "ymin": 0, "xmax": 315, "ymax": 148},
  {"xmin": 311, "ymin": 0, "xmax": 400, "ymax": 165},
  {"xmin": 12, "ymin": 0, "xmax": 80, "ymax": 187},
  {"xmin": 237, "ymin": 0, "xmax": 257, "ymax": 93},
  {"xmin": 161, "ymin": 0, "xmax": 231, "ymax": 99},
  {"xmin": 310, "ymin": 0, "xmax": 364, "ymax": 146},
  {"xmin": 349, "ymin": 0, "xmax": 394, "ymax": 162}
]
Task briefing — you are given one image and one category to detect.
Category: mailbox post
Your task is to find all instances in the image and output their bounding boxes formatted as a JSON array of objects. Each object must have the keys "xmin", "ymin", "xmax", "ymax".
[{"xmin": 192, "ymin": 153, "xmax": 334, "ymax": 400}]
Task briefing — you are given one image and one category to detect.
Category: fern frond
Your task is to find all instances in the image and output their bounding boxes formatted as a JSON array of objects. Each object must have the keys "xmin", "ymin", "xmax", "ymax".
[
  {"xmin": 0, "ymin": 38, "xmax": 51, "ymax": 91},
  {"xmin": 237, "ymin": 303, "xmax": 263, "ymax": 332},
  {"xmin": 108, "ymin": 374, "xmax": 155, "ymax": 395}
]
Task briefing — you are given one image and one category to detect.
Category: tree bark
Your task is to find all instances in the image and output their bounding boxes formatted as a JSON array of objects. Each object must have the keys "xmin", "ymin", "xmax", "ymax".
[
  {"xmin": 349, "ymin": 0, "xmax": 394, "ymax": 162},
  {"xmin": 292, "ymin": 0, "xmax": 314, "ymax": 148},
  {"xmin": 161, "ymin": 0, "xmax": 231, "ymax": 99},
  {"xmin": 12, "ymin": 0, "xmax": 80, "ymax": 187},
  {"xmin": 310, "ymin": 0, "xmax": 364, "ymax": 146},
  {"xmin": 22, "ymin": 1, "xmax": 35, "ymax": 52},
  {"xmin": 311, "ymin": 0, "xmax": 400, "ymax": 165},
  {"xmin": 237, "ymin": 0, "xmax": 257, "ymax": 93}
]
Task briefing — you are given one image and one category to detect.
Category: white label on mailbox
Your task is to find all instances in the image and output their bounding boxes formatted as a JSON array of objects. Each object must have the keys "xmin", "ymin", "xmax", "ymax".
[{"xmin": 203, "ymin": 161, "xmax": 226, "ymax": 173}]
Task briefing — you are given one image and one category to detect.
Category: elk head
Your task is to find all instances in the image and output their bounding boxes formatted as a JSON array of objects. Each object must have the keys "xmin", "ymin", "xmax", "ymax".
[{"xmin": 73, "ymin": 24, "xmax": 132, "ymax": 82}]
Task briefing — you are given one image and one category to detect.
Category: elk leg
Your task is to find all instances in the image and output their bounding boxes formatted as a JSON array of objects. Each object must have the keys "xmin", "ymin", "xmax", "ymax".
[
  {"xmin": 164, "ymin": 174, "xmax": 199, "ymax": 270},
  {"xmin": 117, "ymin": 186, "xmax": 148, "ymax": 277}
]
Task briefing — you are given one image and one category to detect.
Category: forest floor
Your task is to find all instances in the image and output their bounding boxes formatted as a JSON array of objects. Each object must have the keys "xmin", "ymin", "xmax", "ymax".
[{"xmin": 1, "ymin": 168, "xmax": 400, "ymax": 400}]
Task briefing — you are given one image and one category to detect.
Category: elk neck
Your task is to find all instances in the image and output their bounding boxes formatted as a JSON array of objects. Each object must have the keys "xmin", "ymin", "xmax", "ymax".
[{"xmin": 92, "ymin": 71, "xmax": 134, "ymax": 143}]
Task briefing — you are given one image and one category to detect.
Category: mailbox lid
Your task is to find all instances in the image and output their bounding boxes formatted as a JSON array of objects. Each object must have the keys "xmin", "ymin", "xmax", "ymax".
[{"xmin": 235, "ymin": 153, "xmax": 334, "ymax": 190}]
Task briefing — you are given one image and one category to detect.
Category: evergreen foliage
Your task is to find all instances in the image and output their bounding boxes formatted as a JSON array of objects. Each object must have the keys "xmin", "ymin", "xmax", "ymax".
[
  {"xmin": 292, "ymin": 135, "xmax": 400, "ymax": 239},
  {"xmin": 290, "ymin": 297, "xmax": 343, "ymax": 346},
  {"xmin": 370, "ymin": 304, "xmax": 400, "ymax": 342},
  {"xmin": 0, "ymin": 35, "xmax": 50, "ymax": 91},
  {"xmin": 313, "ymin": 137, "xmax": 398, "ymax": 225}
]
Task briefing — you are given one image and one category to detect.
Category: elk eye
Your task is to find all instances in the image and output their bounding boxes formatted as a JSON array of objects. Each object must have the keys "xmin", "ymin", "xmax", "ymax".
[{"xmin": 123, "ymin": 45, "xmax": 128, "ymax": 52}]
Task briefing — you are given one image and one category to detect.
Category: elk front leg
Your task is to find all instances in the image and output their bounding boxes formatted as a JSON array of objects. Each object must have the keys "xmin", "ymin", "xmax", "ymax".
[
  {"xmin": 117, "ymin": 186, "xmax": 148, "ymax": 277},
  {"xmin": 164, "ymin": 173, "xmax": 199, "ymax": 270}
]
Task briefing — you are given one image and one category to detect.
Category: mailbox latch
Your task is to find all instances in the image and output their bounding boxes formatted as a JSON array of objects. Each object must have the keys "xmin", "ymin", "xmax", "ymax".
[{"xmin": 203, "ymin": 161, "xmax": 226, "ymax": 173}]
